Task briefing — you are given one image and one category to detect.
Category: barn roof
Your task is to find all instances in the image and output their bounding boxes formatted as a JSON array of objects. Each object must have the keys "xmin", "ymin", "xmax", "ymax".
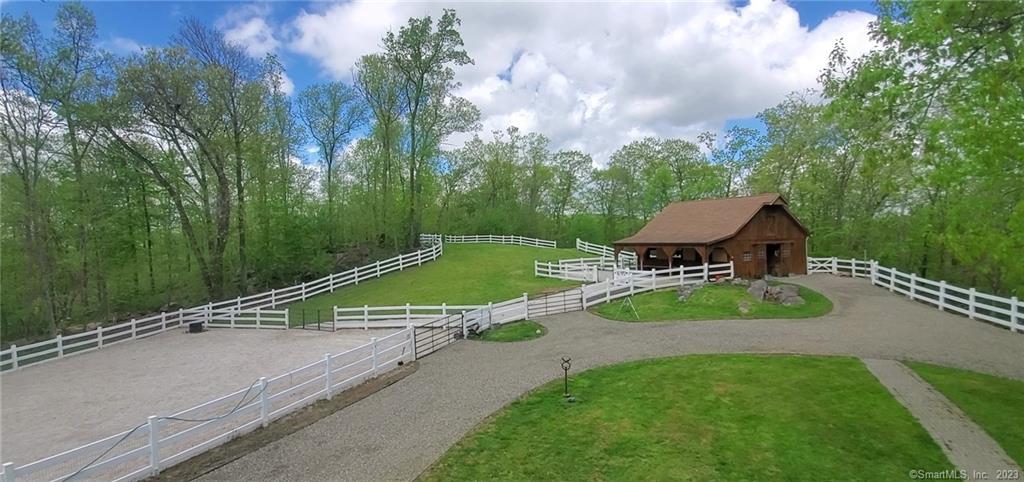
[{"xmin": 614, "ymin": 193, "xmax": 806, "ymax": 245}]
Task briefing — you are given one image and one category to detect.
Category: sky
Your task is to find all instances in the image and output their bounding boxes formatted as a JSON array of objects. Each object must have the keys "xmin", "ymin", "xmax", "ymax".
[{"xmin": 2, "ymin": 0, "xmax": 880, "ymax": 165}]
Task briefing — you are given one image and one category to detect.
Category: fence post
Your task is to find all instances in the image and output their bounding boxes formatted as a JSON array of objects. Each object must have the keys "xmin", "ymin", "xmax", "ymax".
[
  {"xmin": 10, "ymin": 345, "xmax": 17, "ymax": 369},
  {"xmin": 593, "ymin": 266, "xmax": 598, "ymax": 282},
  {"xmin": 284, "ymin": 309, "xmax": 290, "ymax": 330},
  {"xmin": 703, "ymin": 263, "xmax": 709, "ymax": 282},
  {"xmin": 355, "ymin": 265, "xmax": 360, "ymax": 285},
  {"xmin": 271, "ymin": 288, "xmax": 277, "ymax": 307},
  {"xmin": 606, "ymin": 279, "xmax": 612, "ymax": 303},
  {"xmin": 376, "ymin": 260, "xmax": 381, "ymax": 277},
  {"xmin": 869, "ymin": 260, "xmax": 877, "ymax": 284},
  {"xmin": 442, "ymin": 302, "xmax": 447, "ymax": 316},
  {"xmin": 406, "ymin": 303, "xmax": 411, "ymax": 325},
  {"xmin": 259, "ymin": 377, "xmax": 269, "ymax": 427},
  {"xmin": 1011, "ymin": 296, "xmax": 1019, "ymax": 333},
  {"xmin": 371, "ymin": 337, "xmax": 379, "ymax": 375},
  {"xmin": 160, "ymin": 311, "xmax": 167, "ymax": 331},
  {"xmin": 130, "ymin": 318, "xmax": 137, "ymax": 339},
  {"xmin": 461, "ymin": 311, "xmax": 468, "ymax": 338},
  {"xmin": 523, "ymin": 293, "xmax": 529, "ymax": 320},
  {"xmin": 2, "ymin": 462, "xmax": 15, "ymax": 482},
  {"xmin": 938, "ymin": 281, "xmax": 947, "ymax": 311},
  {"xmin": 889, "ymin": 269, "xmax": 896, "ymax": 292},
  {"xmin": 301, "ymin": 283, "xmax": 307, "ymax": 301},
  {"xmin": 729, "ymin": 260, "xmax": 735, "ymax": 278},
  {"xmin": 968, "ymin": 288, "xmax": 976, "ymax": 319},
  {"xmin": 852, "ymin": 258, "xmax": 858, "ymax": 277},
  {"xmin": 488, "ymin": 302, "xmax": 494, "ymax": 328},
  {"xmin": 98, "ymin": 326, "xmax": 104, "ymax": 348},
  {"xmin": 148, "ymin": 415, "xmax": 160, "ymax": 475},
  {"xmin": 409, "ymin": 327, "xmax": 417, "ymax": 360},
  {"xmin": 324, "ymin": 353, "xmax": 333, "ymax": 399},
  {"xmin": 832, "ymin": 257, "xmax": 838, "ymax": 275},
  {"xmin": 364, "ymin": 305, "xmax": 369, "ymax": 330},
  {"xmin": 909, "ymin": 273, "xmax": 917, "ymax": 299},
  {"xmin": 56, "ymin": 335, "xmax": 63, "ymax": 358},
  {"xmin": 330, "ymin": 273, "xmax": 336, "ymax": 292}
]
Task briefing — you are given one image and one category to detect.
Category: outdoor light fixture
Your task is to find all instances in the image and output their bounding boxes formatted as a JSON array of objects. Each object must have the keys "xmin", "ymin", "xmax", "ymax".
[{"xmin": 561, "ymin": 357, "xmax": 572, "ymax": 399}]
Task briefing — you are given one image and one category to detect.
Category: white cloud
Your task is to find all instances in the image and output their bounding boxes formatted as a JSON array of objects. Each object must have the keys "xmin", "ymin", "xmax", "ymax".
[
  {"xmin": 217, "ymin": 4, "xmax": 280, "ymax": 58},
  {"xmin": 285, "ymin": 0, "xmax": 877, "ymax": 164},
  {"xmin": 102, "ymin": 36, "xmax": 146, "ymax": 55}
]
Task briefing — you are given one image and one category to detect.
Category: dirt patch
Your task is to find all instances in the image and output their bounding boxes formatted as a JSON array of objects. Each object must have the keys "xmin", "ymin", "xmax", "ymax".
[{"xmin": 148, "ymin": 362, "xmax": 418, "ymax": 481}]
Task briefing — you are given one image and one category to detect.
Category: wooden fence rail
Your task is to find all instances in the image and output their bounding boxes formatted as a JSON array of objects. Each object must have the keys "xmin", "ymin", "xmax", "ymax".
[{"xmin": 807, "ymin": 256, "xmax": 1022, "ymax": 333}]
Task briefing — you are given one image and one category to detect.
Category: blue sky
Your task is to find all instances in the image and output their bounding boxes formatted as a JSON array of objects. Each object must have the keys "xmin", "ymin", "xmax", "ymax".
[{"xmin": 3, "ymin": 0, "xmax": 878, "ymax": 163}]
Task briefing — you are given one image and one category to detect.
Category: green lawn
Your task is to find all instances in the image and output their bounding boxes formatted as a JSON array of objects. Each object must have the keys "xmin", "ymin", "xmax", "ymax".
[
  {"xmin": 592, "ymin": 283, "xmax": 832, "ymax": 321},
  {"xmin": 422, "ymin": 355, "xmax": 951, "ymax": 481},
  {"xmin": 907, "ymin": 362, "xmax": 1024, "ymax": 466},
  {"xmin": 477, "ymin": 320, "xmax": 547, "ymax": 342},
  {"xmin": 287, "ymin": 244, "xmax": 585, "ymax": 320}
]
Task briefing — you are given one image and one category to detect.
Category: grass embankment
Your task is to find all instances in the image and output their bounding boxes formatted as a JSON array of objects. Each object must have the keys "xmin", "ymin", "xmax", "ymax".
[
  {"xmin": 592, "ymin": 283, "xmax": 832, "ymax": 321},
  {"xmin": 907, "ymin": 362, "xmax": 1024, "ymax": 466},
  {"xmin": 423, "ymin": 355, "xmax": 952, "ymax": 481},
  {"xmin": 477, "ymin": 320, "xmax": 546, "ymax": 342},
  {"xmin": 287, "ymin": 244, "xmax": 585, "ymax": 320}
]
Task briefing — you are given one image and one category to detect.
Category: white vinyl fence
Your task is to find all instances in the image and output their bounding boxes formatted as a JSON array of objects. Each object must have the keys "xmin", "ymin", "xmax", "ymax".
[
  {"xmin": 576, "ymin": 238, "xmax": 637, "ymax": 268},
  {"xmin": 0, "ymin": 244, "xmax": 443, "ymax": 372},
  {"xmin": 808, "ymin": 257, "xmax": 1022, "ymax": 333},
  {"xmin": 0, "ymin": 329, "xmax": 415, "ymax": 482},
  {"xmin": 333, "ymin": 303, "xmax": 487, "ymax": 329},
  {"xmin": 581, "ymin": 262, "xmax": 735, "ymax": 308},
  {"xmin": 421, "ymin": 234, "xmax": 556, "ymax": 248},
  {"xmin": 535, "ymin": 261, "xmax": 600, "ymax": 282}
]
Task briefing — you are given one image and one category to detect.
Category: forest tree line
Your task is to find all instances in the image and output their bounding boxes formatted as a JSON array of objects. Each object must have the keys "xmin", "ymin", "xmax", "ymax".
[{"xmin": 2, "ymin": 1, "xmax": 1021, "ymax": 342}]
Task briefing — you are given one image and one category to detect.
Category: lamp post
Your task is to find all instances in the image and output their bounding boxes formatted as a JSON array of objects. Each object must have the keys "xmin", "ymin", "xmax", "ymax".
[{"xmin": 561, "ymin": 357, "xmax": 572, "ymax": 398}]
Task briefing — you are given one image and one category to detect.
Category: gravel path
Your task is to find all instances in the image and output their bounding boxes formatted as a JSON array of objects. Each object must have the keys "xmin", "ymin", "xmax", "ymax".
[
  {"xmin": 1, "ymin": 327, "xmax": 394, "ymax": 464},
  {"xmin": 199, "ymin": 275, "xmax": 1024, "ymax": 481},
  {"xmin": 864, "ymin": 358, "xmax": 1020, "ymax": 479}
]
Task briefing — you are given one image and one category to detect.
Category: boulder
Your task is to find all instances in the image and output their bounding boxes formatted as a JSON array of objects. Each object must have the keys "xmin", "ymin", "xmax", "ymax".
[
  {"xmin": 677, "ymin": 282, "xmax": 703, "ymax": 302},
  {"xmin": 747, "ymin": 279, "xmax": 768, "ymax": 300},
  {"xmin": 781, "ymin": 295, "xmax": 806, "ymax": 306}
]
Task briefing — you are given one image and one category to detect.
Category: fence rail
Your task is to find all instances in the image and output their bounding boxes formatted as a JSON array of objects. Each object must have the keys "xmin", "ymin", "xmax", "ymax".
[
  {"xmin": 807, "ymin": 257, "xmax": 1022, "ymax": 333},
  {"xmin": 534, "ymin": 261, "xmax": 599, "ymax": 282},
  {"xmin": 0, "ymin": 329, "xmax": 415, "ymax": 482},
  {"xmin": 0, "ymin": 244, "xmax": 443, "ymax": 372},
  {"xmin": 576, "ymin": 238, "xmax": 637, "ymax": 268},
  {"xmin": 582, "ymin": 262, "xmax": 735, "ymax": 309},
  {"xmin": 420, "ymin": 234, "xmax": 556, "ymax": 248},
  {"xmin": 333, "ymin": 303, "xmax": 486, "ymax": 329}
]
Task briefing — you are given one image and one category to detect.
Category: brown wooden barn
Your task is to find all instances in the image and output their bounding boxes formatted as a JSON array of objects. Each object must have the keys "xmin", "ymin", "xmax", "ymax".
[{"xmin": 613, "ymin": 193, "xmax": 808, "ymax": 278}]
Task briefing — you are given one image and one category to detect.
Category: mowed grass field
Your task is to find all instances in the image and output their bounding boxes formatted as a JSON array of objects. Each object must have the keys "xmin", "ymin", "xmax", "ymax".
[
  {"xmin": 592, "ymin": 284, "xmax": 832, "ymax": 321},
  {"xmin": 422, "ymin": 355, "xmax": 953, "ymax": 481},
  {"xmin": 287, "ymin": 244, "xmax": 585, "ymax": 316},
  {"xmin": 907, "ymin": 362, "xmax": 1024, "ymax": 466}
]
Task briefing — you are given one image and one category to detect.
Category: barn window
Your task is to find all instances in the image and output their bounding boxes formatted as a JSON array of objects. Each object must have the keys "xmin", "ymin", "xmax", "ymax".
[{"xmin": 742, "ymin": 251, "xmax": 752, "ymax": 262}]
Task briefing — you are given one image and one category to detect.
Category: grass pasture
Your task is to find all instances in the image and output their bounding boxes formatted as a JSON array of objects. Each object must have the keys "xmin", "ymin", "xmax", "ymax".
[
  {"xmin": 592, "ymin": 283, "xmax": 832, "ymax": 322},
  {"xmin": 287, "ymin": 244, "xmax": 585, "ymax": 318},
  {"xmin": 422, "ymin": 355, "xmax": 952, "ymax": 481},
  {"xmin": 907, "ymin": 362, "xmax": 1024, "ymax": 466},
  {"xmin": 477, "ymin": 320, "xmax": 547, "ymax": 342}
]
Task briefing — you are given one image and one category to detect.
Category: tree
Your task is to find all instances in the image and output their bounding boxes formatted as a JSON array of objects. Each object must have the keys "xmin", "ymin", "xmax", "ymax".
[{"xmin": 297, "ymin": 81, "xmax": 366, "ymax": 248}]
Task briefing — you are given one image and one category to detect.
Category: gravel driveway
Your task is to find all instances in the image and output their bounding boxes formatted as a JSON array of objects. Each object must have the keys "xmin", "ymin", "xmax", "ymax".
[{"xmin": 200, "ymin": 274, "xmax": 1023, "ymax": 481}]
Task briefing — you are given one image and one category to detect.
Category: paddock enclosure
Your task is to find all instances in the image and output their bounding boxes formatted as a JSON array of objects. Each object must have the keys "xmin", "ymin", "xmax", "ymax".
[{"xmin": 0, "ymin": 327, "xmax": 392, "ymax": 465}]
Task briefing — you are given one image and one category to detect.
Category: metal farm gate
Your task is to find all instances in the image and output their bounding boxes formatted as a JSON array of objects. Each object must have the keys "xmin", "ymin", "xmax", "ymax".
[
  {"xmin": 413, "ymin": 312, "xmax": 464, "ymax": 358},
  {"xmin": 528, "ymin": 287, "xmax": 584, "ymax": 318}
]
